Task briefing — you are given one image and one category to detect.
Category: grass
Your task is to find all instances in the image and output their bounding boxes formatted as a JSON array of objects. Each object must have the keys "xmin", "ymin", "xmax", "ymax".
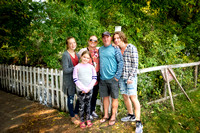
[
  {"xmin": 142, "ymin": 88, "xmax": 200, "ymax": 133},
  {"xmin": 57, "ymin": 87, "xmax": 200, "ymax": 132}
]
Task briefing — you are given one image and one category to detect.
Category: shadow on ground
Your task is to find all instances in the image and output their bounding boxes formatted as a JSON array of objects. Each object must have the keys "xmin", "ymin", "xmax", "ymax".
[{"xmin": 0, "ymin": 90, "xmax": 136, "ymax": 133}]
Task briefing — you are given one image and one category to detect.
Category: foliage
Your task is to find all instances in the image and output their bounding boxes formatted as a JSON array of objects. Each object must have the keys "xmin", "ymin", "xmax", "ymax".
[
  {"xmin": 0, "ymin": 0, "xmax": 199, "ymax": 100},
  {"xmin": 142, "ymin": 89, "xmax": 200, "ymax": 133}
]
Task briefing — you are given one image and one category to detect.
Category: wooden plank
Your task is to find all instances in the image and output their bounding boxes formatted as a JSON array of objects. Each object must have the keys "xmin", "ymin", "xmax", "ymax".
[
  {"xmin": 194, "ymin": 65, "xmax": 198, "ymax": 88},
  {"xmin": 37, "ymin": 67, "xmax": 40, "ymax": 101},
  {"xmin": 165, "ymin": 68, "xmax": 175, "ymax": 111},
  {"xmin": 138, "ymin": 61, "xmax": 200, "ymax": 74},
  {"xmin": 26, "ymin": 66, "xmax": 29, "ymax": 98},
  {"xmin": 55, "ymin": 69, "xmax": 59, "ymax": 108},
  {"xmin": 46, "ymin": 68, "xmax": 50, "ymax": 106},
  {"xmin": 168, "ymin": 68, "xmax": 192, "ymax": 102},
  {"xmin": 51, "ymin": 69, "xmax": 55, "ymax": 107},
  {"xmin": 23, "ymin": 66, "xmax": 26, "ymax": 96},
  {"xmin": 13, "ymin": 65, "xmax": 16, "ymax": 93},
  {"xmin": 30, "ymin": 67, "xmax": 33, "ymax": 97},
  {"xmin": 33, "ymin": 67, "xmax": 37, "ymax": 100},
  {"xmin": 41, "ymin": 67, "xmax": 45, "ymax": 103},
  {"xmin": 10, "ymin": 65, "xmax": 13, "ymax": 92},
  {"xmin": 60, "ymin": 70, "xmax": 64, "ymax": 111},
  {"xmin": 147, "ymin": 88, "xmax": 198, "ymax": 105},
  {"xmin": 20, "ymin": 66, "xmax": 23, "ymax": 96}
]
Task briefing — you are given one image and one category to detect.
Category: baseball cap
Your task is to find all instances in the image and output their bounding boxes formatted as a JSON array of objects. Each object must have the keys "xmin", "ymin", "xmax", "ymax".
[{"xmin": 102, "ymin": 31, "xmax": 111, "ymax": 37}]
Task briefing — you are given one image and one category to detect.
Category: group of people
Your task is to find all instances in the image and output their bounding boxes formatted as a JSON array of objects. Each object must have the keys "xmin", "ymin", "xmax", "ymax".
[{"xmin": 61, "ymin": 31, "xmax": 143, "ymax": 133}]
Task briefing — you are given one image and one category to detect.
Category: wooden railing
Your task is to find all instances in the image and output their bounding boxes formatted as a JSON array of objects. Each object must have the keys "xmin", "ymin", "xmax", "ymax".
[{"xmin": 0, "ymin": 61, "xmax": 199, "ymax": 111}]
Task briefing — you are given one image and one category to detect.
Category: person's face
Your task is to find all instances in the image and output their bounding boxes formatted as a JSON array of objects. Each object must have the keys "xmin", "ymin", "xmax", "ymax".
[
  {"xmin": 88, "ymin": 36, "xmax": 98, "ymax": 48},
  {"xmin": 67, "ymin": 38, "xmax": 77, "ymax": 50},
  {"xmin": 81, "ymin": 53, "xmax": 90, "ymax": 64},
  {"xmin": 113, "ymin": 34, "xmax": 123, "ymax": 46},
  {"xmin": 102, "ymin": 35, "xmax": 112, "ymax": 47}
]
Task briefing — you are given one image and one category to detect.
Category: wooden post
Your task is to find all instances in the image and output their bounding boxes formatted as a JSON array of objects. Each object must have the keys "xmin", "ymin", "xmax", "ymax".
[
  {"xmin": 165, "ymin": 68, "xmax": 175, "ymax": 111},
  {"xmin": 194, "ymin": 65, "xmax": 198, "ymax": 88},
  {"xmin": 164, "ymin": 82, "xmax": 167, "ymax": 98},
  {"xmin": 168, "ymin": 68, "xmax": 192, "ymax": 102}
]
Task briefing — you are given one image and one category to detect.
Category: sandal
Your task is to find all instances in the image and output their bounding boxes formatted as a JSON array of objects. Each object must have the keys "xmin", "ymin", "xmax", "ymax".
[
  {"xmin": 86, "ymin": 120, "xmax": 93, "ymax": 128},
  {"xmin": 109, "ymin": 119, "xmax": 116, "ymax": 126},
  {"xmin": 100, "ymin": 117, "xmax": 109, "ymax": 123},
  {"xmin": 75, "ymin": 114, "xmax": 80, "ymax": 120},
  {"xmin": 80, "ymin": 122, "xmax": 86, "ymax": 129},
  {"xmin": 71, "ymin": 117, "xmax": 81, "ymax": 125}
]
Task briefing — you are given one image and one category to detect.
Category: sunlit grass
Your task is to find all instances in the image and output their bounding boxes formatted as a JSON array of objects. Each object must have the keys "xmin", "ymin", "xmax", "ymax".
[{"xmin": 142, "ymin": 88, "xmax": 200, "ymax": 133}]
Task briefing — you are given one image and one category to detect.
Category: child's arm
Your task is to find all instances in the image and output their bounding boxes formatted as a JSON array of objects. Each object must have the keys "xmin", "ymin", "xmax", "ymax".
[
  {"xmin": 73, "ymin": 65, "xmax": 87, "ymax": 92},
  {"xmin": 87, "ymin": 65, "xmax": 97, "ymax": 90}
]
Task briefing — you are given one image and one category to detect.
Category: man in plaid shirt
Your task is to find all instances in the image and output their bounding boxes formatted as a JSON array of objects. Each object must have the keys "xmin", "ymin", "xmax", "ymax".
[{"xmin": 113, "ymin": 31, "xmax": 143, "ymax": 133}]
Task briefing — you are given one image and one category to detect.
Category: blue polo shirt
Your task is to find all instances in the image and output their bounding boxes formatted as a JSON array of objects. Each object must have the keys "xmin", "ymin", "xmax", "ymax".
[{"xmin": 99, "ymin": 44, "xmax": 123, "ymax": 80}]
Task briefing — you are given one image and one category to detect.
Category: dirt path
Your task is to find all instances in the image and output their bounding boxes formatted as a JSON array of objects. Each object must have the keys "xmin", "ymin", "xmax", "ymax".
[{"xmin": 0, "ymin": 90, "xmax": 135, "ymax": 133}]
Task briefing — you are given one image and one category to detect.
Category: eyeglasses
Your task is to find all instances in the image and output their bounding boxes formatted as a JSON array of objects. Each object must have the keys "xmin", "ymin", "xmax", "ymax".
[{"xmin": 89, "ymin": 39, "xmax": 98, "ymax": 43}]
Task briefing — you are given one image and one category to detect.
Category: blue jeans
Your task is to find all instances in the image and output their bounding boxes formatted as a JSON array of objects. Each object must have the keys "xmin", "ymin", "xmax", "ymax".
[
  {"xmin": 119, "ymin": 77, "xmax": 137, "ymax": 96},
  {"xmin": 67, "ymin": 95, "xmax": 79, "ymax": 117}
]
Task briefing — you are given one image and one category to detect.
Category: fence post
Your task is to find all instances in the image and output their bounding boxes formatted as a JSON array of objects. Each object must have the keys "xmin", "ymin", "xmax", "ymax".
[{"xmin": 165, "ymin": 68, "xmax": 175, "ymax": 111}]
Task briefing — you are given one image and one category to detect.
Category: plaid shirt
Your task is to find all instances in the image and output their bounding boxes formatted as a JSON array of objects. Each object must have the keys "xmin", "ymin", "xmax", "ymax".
[{"xmin": 122, "ymin": 44, "xmax": 138, "ymax": 80}]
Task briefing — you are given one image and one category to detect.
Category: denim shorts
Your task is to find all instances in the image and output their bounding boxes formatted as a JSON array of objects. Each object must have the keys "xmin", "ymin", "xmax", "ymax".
[
  {"xmin": 99, "ymin": 77, "xmax": 119, "ymax": 99},
  {"xmin": 119, "ymin": 77, "xmax": 137, "ymax": 96}
]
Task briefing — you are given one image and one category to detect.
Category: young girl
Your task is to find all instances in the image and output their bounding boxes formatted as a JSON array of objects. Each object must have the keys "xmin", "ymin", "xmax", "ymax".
[{"xmin": 73, "ymin": 51, "xmax": 97, "ymax": 128}]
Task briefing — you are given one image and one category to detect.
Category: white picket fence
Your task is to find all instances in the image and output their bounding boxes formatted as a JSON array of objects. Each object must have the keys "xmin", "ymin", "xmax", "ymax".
[
  {"xmin": 0, "ymin": 65, "xmax": 66, "ymax": 111},
  {"xmin": 0, "ymin": 61, "xmax": 199, "ymax": 112}
]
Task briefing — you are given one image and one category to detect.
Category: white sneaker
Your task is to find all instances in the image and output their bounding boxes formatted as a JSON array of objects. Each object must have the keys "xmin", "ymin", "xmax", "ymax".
[
  {"xmin": 121, "ymin": 114, "xmax": 136, "ymax": 122},
  {"xmin": 90, "ymin": 115, "xmax": 94, "ymax": 121},
  {"xmin": 135, "ymin": 122, "xmax": 143, "ymax": 133},
  {"xmin": 92, "ymin": 111, "xmax": 99, "ymax": 118}
]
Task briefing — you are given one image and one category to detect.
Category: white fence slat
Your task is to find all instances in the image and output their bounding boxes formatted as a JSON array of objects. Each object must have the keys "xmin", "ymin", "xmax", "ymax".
[
  {"xmin": 30, "ymin": 67, "xmax": 33, "ymax": 96},
  {"xmin": 23, "ymin": 66, "xmax": 25, "ymax": 96},
  {"xmin": 26, "ymin": 66, "xmax": 29, "ymax": 98},
  {"xmin": 16, "ymin": 66, "xmax": 19, "ymax": 95},
  {"xmin": 55, "ymin": 69, "xmax": 59, "ymax": 108},
  {"xmin": 8, "ymin": 65, "xmax": 10, "ymax": 91},
  {"xmin": 37, "ymin": 67, "xmax": 40, "ymax": 101},
  {"xmin": 46, "ymin": 68, "xmax": 50, "ymax": 106},
  {"xmin": 51, "ymin": 69, "xmax": 55, "ymax": 107},
  {"xmin": 33, "ymin": 67, "xmax": 37, "ymax": 100},
  {"xmin": 41, "ymin": 68, "xmax": 45, "ymax": 103},
  {"xmin": 60, "ymin": 70, "xmax": 64, "ymax": 111},
  {"xmin": 19, "ymin": 66, "xmax": 22, "ymax": 96}
]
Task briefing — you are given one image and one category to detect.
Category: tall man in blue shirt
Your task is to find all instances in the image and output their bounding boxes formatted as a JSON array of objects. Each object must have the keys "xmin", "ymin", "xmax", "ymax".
[{"xmin": 99, "ymin": 31, "xmax": 124, "ymax": 126}]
